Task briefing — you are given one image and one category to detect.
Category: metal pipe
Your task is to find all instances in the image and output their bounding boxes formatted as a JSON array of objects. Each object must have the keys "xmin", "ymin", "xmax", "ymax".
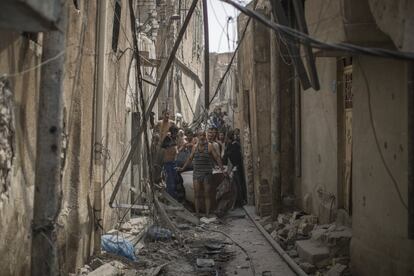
[
  {"xmin": 244, "ymin": 206, "xmax": 308, "ymax": 276},
  {"xmin": 270, "ymin": 14, "xmax": 282, "ymax": 221},
  {"xmin": 31, "ymin": 3, "xmax": 67, "ymax": 275},
  {"xmin": 408, "ymin": 62, "xmax": 414, "ymax": 239},
  {"xmin": 202, "ymin": 0, "xmax": 210, "ymax": 111},
  {"xmin": 109, "ymin": 0, "xmax": 200, "ymax": 207},
  {"xmin": 92, "ymin": 0, "xmax": 108, "ymax": 254}
]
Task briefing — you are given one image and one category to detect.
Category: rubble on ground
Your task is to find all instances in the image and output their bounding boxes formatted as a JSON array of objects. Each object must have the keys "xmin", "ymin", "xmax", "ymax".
[
  {"xmin": 77, "ymin": 192, "xmax": 237, "ymax": 276},
  {"xmin": 259, "ymin": 210, "xmax": 352, "ymax": 275}
]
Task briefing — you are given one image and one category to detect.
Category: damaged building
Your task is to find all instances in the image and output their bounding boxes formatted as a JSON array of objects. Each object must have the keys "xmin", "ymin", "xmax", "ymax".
[
  {"xmin": 0, "ymin": 0, "xmax": 202, "ymax": 275},
  {"xmin": 234, "ymin": 0, "xmax": 414, "ymax": 275}
]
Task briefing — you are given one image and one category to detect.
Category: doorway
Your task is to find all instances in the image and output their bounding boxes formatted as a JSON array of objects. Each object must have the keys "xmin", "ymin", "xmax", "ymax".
[{"xmin": 337, "ymin": 57, "xmax": 353, "ymax": 215}]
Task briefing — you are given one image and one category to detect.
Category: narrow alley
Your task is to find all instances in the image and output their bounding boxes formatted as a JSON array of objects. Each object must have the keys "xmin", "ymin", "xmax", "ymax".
[{"xmin": 0, "ymin": 0, "xmax": 413, "ymax": 276}]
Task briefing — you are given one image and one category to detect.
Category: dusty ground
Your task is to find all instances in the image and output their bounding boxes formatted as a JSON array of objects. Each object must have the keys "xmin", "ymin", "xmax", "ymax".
[
  {"xmin": 220, "ymin": 208, "xmax": 296, "ymax": 276},
  {"xmin": 83, "ymin": 207, "xmax": 296, "ymax": 276}
]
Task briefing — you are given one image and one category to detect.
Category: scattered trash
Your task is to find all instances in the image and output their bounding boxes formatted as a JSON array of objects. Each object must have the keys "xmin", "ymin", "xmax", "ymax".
[
  {"xmin": 146, "ymin": 225, "xmax": 172, "ymax": 241},
  {"xmin": 200, "ymin": 216, "xmax": 217, "ymax": 224},
  {"xmin": 101, "ymin": 235, "xmax": 137, "ymax": 261}
]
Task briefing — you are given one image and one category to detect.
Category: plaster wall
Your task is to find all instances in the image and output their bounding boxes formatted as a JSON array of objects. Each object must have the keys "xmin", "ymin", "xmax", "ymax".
[
  {"xmin": 351, "ymin": 56, "xmax": 414, "ymax": 276},
  {"xmin": 367, "ymin": 0, "xmax": 414, "ymax": 52},
  {"xmin": 300, "ymin": 58, "xmax": 338, "ymax": 222}
]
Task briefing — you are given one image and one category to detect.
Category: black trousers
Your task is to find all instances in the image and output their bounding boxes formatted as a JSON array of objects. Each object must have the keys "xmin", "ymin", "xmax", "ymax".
[{"xmin": 234, "ymin": 165, "xmax": 247, "ymax": 206}]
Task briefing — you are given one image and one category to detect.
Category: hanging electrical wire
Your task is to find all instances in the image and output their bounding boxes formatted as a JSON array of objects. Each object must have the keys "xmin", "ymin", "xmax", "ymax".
[
  {"xmin": 220, "ymin": 0, "xmax": 414, "ymax": 60},
  {"xmin": 209, "ymin": 16, "xmax": 251, "ymax": 105}
]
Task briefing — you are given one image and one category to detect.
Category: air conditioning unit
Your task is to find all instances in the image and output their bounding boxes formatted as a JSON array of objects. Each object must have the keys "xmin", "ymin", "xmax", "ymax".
[{"xmin": 0, "ymin": 0, "xmax": 61, "ymax": 32}]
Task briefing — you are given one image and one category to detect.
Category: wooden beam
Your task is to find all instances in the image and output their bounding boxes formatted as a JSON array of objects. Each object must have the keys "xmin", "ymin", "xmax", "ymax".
[
  {"xmin": 269, "ymin": 0, "xmax": 311, "ymax": 90},
  {"xmin": 292, "ymin": 0, "xmax": 320, "ymax": 90}
]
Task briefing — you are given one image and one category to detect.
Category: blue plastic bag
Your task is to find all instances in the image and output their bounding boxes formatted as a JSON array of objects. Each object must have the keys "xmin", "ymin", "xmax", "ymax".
[{"xmin": 101, "ymin": 234, "xmax": 137, "ymax": 261}]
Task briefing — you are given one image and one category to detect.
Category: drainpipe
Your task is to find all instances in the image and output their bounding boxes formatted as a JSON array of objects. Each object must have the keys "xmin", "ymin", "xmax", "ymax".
[
  {"xmin": 93, "ymin": 0, "xmax": 107, "ymax": 254},
  {"xmin": 31, "ymin": 3, "xmax": 67, "ymax": 276},
  {"xmin": 202, "ymin": 0, "xmax": 210, "ymax": 111},
  {"xmin": 270, "ymin": 15, "xmax": 282, "ymax": 220},
  {"xmin": 408, "ymin": 62, "xmax": 414, "ymax": 239}
]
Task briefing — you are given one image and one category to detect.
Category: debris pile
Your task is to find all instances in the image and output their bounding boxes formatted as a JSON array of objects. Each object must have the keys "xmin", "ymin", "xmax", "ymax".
[
  {"xmin": 75, "ymin": 191, "xmax": 238, "ymax": 276},
  {"xmin": 260, "ymin": 211, "xmax": 352, "ymax": 275}
]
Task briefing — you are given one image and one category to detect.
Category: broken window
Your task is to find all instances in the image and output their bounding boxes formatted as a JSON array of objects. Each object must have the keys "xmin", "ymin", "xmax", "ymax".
[
  {"xmin": 0, "ymin": 79, "xmax": 15, "ymax": 203},
  {"xmin": 22, "ymin": 32, "xmax": 38, "ymax": 43},
  {"xmin": 112, "ymin": 0, "xmax": 122, "ymax": 52}
]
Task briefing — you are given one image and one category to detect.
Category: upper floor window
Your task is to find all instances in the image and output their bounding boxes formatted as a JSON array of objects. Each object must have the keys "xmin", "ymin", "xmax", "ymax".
[{"xmin": 112, "ymin": 0, "xmax": 122, "ymax": 52}]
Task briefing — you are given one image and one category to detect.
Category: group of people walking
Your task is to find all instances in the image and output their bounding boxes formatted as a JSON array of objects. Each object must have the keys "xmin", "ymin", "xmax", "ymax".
[{"xmin": 151, "ymin": 110, "xmax": 246, "ymax": 217}]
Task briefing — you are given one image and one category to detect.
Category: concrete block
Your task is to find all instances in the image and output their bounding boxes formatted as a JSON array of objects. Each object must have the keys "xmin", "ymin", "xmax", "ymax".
[{"xmin": 296, "ymin": 240, "xmax": 329, "ymax": 265}]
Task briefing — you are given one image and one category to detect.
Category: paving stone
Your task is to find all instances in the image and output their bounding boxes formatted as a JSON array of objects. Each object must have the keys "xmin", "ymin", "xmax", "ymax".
[{"xmin": 296, "ymin": 240, "xmax": 330, "ymax": 265}]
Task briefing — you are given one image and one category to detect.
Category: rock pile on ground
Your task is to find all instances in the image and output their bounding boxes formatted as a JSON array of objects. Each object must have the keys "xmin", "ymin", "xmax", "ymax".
[{"xmin": 260, "ymin": 211, "xmax": 352, "ymax": 276}]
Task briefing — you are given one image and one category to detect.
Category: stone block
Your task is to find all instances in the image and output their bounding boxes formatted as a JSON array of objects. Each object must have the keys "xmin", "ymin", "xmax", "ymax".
[{"xmin": 296, "ymin": 240, "xmax": 329, "ymax": 265}]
